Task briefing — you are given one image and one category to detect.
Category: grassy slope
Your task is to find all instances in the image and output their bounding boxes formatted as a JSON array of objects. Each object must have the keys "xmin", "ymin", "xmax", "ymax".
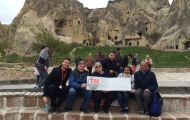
[{"xmin": 73, "ymin": 46, "xmax": 190, "ymax": 67}]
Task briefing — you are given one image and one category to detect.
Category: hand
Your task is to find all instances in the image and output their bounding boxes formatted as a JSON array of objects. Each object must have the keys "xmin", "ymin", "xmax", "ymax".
[
  {"xmin": 85, "ymin": 69, "xmax": 89, "ymax": 72},
  {"xmin": 43, "ymin": 96, "xmax": 48, "ymax": 104},
  {"xmin": 81, "ymin": 83, "xmax": 87, "ymax": 88},
  {"xmin": 44, "ymin": 66, "xmax": 48, "ymax": 71},
  {"xmin": 144, "ymin": 89, "xmax": 150, "ymax": 92},
  {"xmin": 110, "ymin": 70, "xmax": 113, "ymax": 74},
  {"xmin": 131, "ymin": 89, "xmax": 135, "ymax": 93}
]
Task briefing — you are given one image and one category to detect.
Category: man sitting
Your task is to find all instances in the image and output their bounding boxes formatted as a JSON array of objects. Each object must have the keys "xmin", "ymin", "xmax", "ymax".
[
  {"xmin": 131, "ymin": 61, "xmax": 158, "ymax": 115},
  {"xmin": 42, "ymin": 58, "xmax": 72, "ymax": 114},
  {"xmin": 63, "ymin": 61, "xmax": 92, "ymax": 113}
]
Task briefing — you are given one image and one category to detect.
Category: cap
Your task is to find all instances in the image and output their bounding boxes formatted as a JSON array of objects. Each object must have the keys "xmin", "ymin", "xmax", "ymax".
[{"xmin": 117, "ymin": 48, "xmax": 121, "ymax": 51}]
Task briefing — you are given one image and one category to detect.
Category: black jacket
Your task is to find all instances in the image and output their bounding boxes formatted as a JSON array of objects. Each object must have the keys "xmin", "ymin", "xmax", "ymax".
[
  {"xmin": 43, "ymin": 65, "xmax": 72, "ymax": 96},
  {"xmin": 132, "ymin": 58, "xmax": 137, "ymax": 66},
  {"xmin": 100, "ymin": 58, "xmax": 120, "ymax": 77},
  {"xmin": 134, "ymin": 70, "xmax": 158, "ymax": 92},
  {"xmin": 120, "ymin": 55, "xmax": 128, "ymax": 68}
]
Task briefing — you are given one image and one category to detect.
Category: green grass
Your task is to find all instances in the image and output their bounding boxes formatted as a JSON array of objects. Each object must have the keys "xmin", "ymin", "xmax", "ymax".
[
  {"xmin": 73, "ymin": 46, "xmax": 190, "ymax": 67},
  {"xmin": 2, "ymin": 46, "xmax": 190, "ymax": 67}
]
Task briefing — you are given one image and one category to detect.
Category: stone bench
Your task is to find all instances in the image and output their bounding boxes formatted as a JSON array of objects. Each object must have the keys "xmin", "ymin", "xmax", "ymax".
[{"xmin": 1, "ymin": 92, "xmax": 190, "ymax": 120}]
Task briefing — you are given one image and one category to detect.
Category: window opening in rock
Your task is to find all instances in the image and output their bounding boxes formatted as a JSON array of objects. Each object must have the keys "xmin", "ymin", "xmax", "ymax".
[
  {"xmin": 179, "ymin": 36, "xmax": 181, "ymax": 39},
  {"xmin": 146, "ymin": 28, "xmax": 148, "ymax": 31},
  {"xmin": 57, "ymin": 21, "xmax": 63, "ymax": 28},
  {"xmin": 129, "ymin": 42, "xmax": 132, "ymax": 46},
  {"xmin": 137, "ymin": 41, "xmax": 139, "ymax": 46},
  {"xmin": 114, "ymin": 36, "xmax": 118, "ymax": 40},
  {"xmin": 137, "ymin": 32, "xmax": 142, "ymax": 36},
  {"xmin": 78, "ymin": 21, "xmax": 80, "ymax": 24},
  {"xmin": 108, "ymin": 36, "xmax": 111, "ymax": 40},
  {"xmin": 175, "ymin": 45, "xmax": 178, "ymax": 49}
]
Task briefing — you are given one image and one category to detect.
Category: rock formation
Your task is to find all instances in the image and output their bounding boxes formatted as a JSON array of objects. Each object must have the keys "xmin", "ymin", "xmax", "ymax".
[{"xmin": 1, "ymin": 0, "xmax": 190, "ymax": 54}]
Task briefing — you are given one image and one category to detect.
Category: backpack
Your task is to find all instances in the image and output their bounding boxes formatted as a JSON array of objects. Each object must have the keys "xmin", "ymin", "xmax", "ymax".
[{"xmin": 149, "ymin": 91, "xmax": 163, "ymax": 118}]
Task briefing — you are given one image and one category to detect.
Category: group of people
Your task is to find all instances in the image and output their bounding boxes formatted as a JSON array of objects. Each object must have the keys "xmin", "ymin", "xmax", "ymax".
[{"xmin": 34, "ymin": 45, "xmax": 157, "ymax": 115}]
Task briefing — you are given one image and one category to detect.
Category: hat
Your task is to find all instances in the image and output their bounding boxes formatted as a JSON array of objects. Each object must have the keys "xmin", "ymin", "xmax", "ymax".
[{"xmin": 117, "ymin": 48, "xmax": 121, "ymax": 51}]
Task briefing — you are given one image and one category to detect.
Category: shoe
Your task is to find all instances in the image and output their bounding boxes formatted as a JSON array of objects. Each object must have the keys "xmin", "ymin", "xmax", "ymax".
[
  {"xmin": 55, "ymin": 107, "xmax": 62, "ymax": 114},
  {"xmin": 48, "ymin": 107, "xmax": 55, "ymax": 113},
  {"xmin": 138, "ymin": 111, "xmax": 144, "ymax": 115},
  {"xmin": 63, "ymin": 107, "xmax": 72, "ymax": 112},
  {"xmin": 80, "ymin": 106, "xmax": 89, "ymax": 113},
  {"xmin": 120, "ymin": 109, "xmax": 128, "ymax": 114},
  {"xmin": 92, "ymin": 109, "xmax": 99, "ymax": 114},
  {"xmin": 101, "ymin": 109, "xmax": 108, "ymax": 114},
  {"xmin": 145, "ymin": 112, "xmax": 149, "ymax": 115}
]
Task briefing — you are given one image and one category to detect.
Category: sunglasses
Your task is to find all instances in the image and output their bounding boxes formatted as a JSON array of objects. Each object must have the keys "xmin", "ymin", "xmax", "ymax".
[{"xmin": 95, "ymin": 66, "xmax": 102, "ymax": 68}]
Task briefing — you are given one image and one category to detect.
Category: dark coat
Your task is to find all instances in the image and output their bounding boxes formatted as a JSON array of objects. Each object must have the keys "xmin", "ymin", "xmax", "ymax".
[
  {"xmin": 134, "ymin": 70, "xmax": 158, "ymax": 92},
  {"xmin": 100, "ymin": 58, "xmax": 120, "ymax": 77},
  {"xmin": 43, "ymin": 65, "xmax": 72, "ymax": 96},
  {"xmin": 120, "ymin": 55, "xmax": 128, "ymax": 68}
]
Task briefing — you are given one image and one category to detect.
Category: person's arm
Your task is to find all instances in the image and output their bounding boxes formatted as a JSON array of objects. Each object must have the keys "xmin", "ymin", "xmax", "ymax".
[
  {"xmin": 134, "ymin": 73, "xmax": 139, "ymax": 90},
  {"xmin": 117, "ymin": 73, "xmax": 122, "ymax": 78},
  {"xmin": 69, "ymin": 73, "xmax": 82, "ymax": 89},
  {"xmin": 148, "ymin": 73, "xmax": 158, "ymax": 92}
]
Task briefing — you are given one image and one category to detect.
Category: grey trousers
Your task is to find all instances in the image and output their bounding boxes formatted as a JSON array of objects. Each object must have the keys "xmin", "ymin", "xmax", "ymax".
[
  {"xmin": 37, "ymin": 69, "xmax": 48, "ymax": 88},
  {"xmin": 135, "ymin": 88, "xmax": 153, "ymax": 112}
]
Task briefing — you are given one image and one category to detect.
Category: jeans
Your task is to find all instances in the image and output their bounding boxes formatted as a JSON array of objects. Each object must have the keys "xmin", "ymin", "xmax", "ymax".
[
  {"xmin": 37, "ymin": 68, "xmax": 48, "ymax": 88},
  {"xmin": 135, "ymin": 88, "xmax": 153, "ymax": 112},
  {"xmin": 117, "ymin": 91, "xmax": 130, "ymax": 110},
  {"xmin": 48, "ymin": 84, "xmax": 69, "ymax": 107},
  {"xmin": 66, "ymin": 87, "xmax": 92, "ymax": 109}
]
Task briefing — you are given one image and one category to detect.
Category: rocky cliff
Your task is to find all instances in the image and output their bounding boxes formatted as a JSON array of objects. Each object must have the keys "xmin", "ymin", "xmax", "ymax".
[{"xmin": 2, "ymin": 0, "xmax": 190, "ymax": 54}]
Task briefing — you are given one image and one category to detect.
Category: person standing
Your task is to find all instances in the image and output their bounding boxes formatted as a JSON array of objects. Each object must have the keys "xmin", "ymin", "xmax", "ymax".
[
  {"xmin": 115, "ymin": 48, "xmax": 122, "ymax": 68},
  {"xmin": 120, "ymin": 54, "xmax": 132, "ymax": 72},
  {"xmin": 91, "ymin": 62, "xmax": 117, "ymax": 114},
  {"xmin": 43, "ymin": 58, "xmax": 72, "ymax": 114},
  {"xmin": 135, "ymin": 54, "xmax": 141, "ymax": 72},
  {"xmin": 145, "ymin": 55, "xmax": 153, "ymax": 70},
  {"xmin": 132, "ymin": 55, "xmax": 137, "ymax": 73},
  {"xmin": 35, "ymin": 44, "xmax": 49, "ymax": 88},
  {"xmin": 63, "ymin": 61, "xmax": 92, "ymax": 113},
  {"xmin": 75, "ymin": 55, "xmax": 82, "ymax": 67},
  {"xmin": 131, "ymin": 61, "xmax": 158, "ymax": 115},
  {"xmin": 100, "ymin": 50, "xmax": 120, "ymax": 77},
  {"xmin": 96, "ymin": 51, "xmax": 104, "ymax": 62},
  {"xmin": 84, "ymin": 53, "xmax": 94, "ymax": 75}
]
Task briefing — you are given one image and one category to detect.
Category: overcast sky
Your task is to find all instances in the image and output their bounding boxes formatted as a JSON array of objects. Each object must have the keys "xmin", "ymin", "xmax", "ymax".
[{"xmin": 0, "ymin": 0, "xmax": 173, "ymax": 24}]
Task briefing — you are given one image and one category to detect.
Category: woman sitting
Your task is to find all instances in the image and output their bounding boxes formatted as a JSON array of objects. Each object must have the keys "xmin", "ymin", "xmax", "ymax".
[
  {"xmin": 91, "ymin": 62, "xmax": 117, "ymax": 114},
  {"xmin": 117, "ymin": 66, "xmax": 135, "ymax": 114}
]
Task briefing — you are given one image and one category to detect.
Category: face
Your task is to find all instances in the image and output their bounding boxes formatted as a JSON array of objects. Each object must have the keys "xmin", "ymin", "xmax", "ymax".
[
  {"xmin": 45, "ymin": 47, "xmax": 49, "ymax": 51},
  {"xmin": 77, "ymin": 64, "xmax": 86, "ymax": 72},
  {"xmin": 124, "ymin": 67, "xmax": 130, "ymax": 74},
  {"xmin": 95, "ymin": 64, "xmax": 102, "ymax": 73},
  {"xmin": 62, "ymin": 60, "xmax": 71, "ymax": 69},
  {"xmin": 146, "ymin": 56, "xmax": 149, "ymax": 58},
  {"xmin": 89, "ymin": 54, "xmax": 92, "ymax": 57},
  {"xmin": 109, "ymin": 53, "xmax": 116, "ymax": 60},
  {"xmin": 140, "ymin": 62, "xmax": 148, "ymax": 72}
]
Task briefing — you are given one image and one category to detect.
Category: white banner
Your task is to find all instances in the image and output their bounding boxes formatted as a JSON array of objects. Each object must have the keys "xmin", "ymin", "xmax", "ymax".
[{"xmin": 87, "ymin": 76, "xmax": 131, "ymax": 91}]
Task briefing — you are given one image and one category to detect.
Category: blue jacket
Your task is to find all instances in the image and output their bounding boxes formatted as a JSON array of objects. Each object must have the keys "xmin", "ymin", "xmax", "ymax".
[
  {"xmin": 69, "ymin": 68, "xmax": 89, "ymax": 89},
  {"xmin": 134, "ymin": 70, "xmax": 158, "ymax": 92}
]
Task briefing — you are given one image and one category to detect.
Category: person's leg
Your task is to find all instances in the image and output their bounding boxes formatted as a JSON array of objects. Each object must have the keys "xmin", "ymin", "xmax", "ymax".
[
  {"xmin": 48, "ymin": 84, "xmax": 58, "ymax": 107},
  {"xmin": 135, "ymin": 88, "xmax": 144, "ymax": 113},
  {"xmin": 36, "ymin": 75, "xmax": 40, "ymax": 85},
  {"xmin": 57, "ymin": 86, "xmax": 70, "ymax": 107},
  {"xmin": 123, "ymin": 91, "xmax": 130, "ymax": 108},
  {"xmin": 80, "ymin": 89, "xmax": 92, "ymax": 110},
  {"xmin": 143, "ymin": 92, "xmax": 153, "ymax": 113},
  {"xmin": 92, "ymin": 91, "xmax": 103, "ymax": 112},
  {"xmin": 65, "ymin": 88, "xmax": 77, "ymax": 109},
  {"xmin": 117, "ymin": 92, "xmax": 125, "ymax": 111},
  {"xmin": 37, "ymin": 69, "xmax": 48, "ymax": 88},
  {"xmin": 102, "ymin": 91, "xmax": 117, "ymax": 112},
  {"xmin": 87, "ymin": 67, "xmax": 92, "ymax": 75}
]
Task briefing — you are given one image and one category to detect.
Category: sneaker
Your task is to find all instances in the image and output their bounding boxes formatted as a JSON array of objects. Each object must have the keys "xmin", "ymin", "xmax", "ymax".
[
  {"xmin": 101, "ymin": 109, "xmax": 108, "ymax": 114},
  {"xmin": 138, "ymin": 111, "xmax": 144, "ymax": 115},
  {"xmin": 63, "ymin": 107, "xmax": 72, "ymax": 112},
  {"xmin": 48, "ymin": 107, "xmax": 55, "ymax": 113},
  {"xmin": 80, "ymin": 106, "xmax": 89, "ymax": 113},
  {"xmin": 55, "ymin": 107, "xmax": 62, "ymax": 114}
]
